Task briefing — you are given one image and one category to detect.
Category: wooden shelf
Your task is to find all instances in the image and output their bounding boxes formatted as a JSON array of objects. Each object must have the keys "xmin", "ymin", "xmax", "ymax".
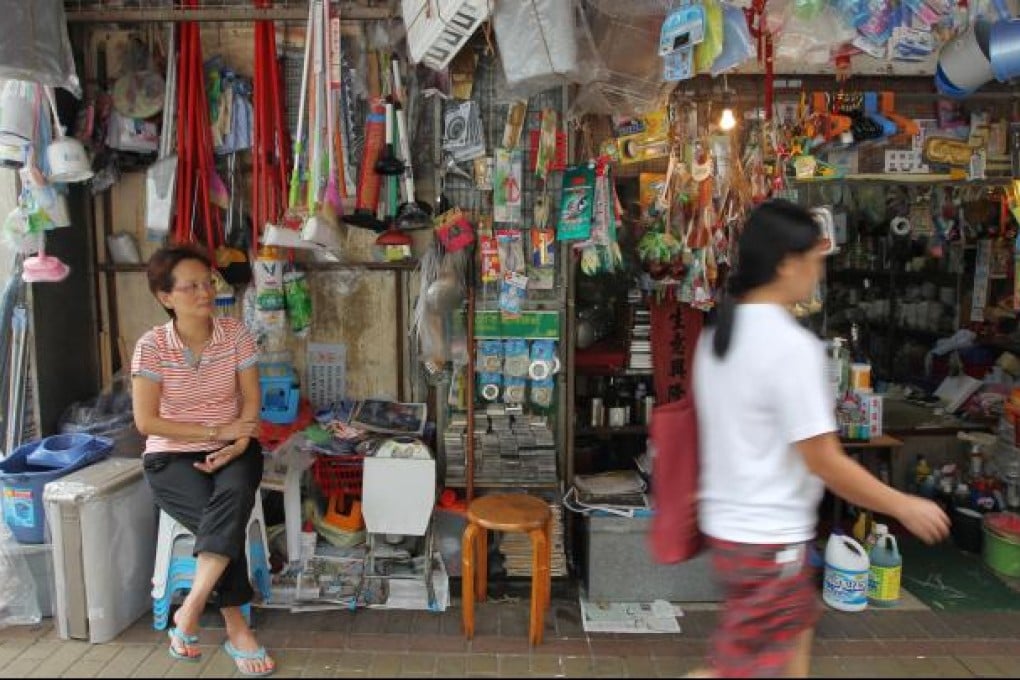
[
  {"xmin": 65, "ymin": 4, "xmax": 391, "ymax": 23},
  {"xmin": 443, "ymin": 480, "xmax": 560, "ymax": 490},
  {"xmin": 98, "ymin": 260, "xmax": 418, "ymax": 273},
  {"xmin": 792, "ymin": 174, "xmax": 1012, "ymax": 186},
  {"xmin": 576, "ymin": 425, "xmax": 648, "ymax": 438},
  {"xmin": 975, "ymin": 335, "xmax": 1020, "ymax": 355},
  {"xmin": 827, "ymin": 268, "xmax": 960, "ymax": 286}
]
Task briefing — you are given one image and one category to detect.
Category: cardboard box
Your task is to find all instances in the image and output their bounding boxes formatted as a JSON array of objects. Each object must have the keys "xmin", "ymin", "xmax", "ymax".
[{"xmin": 858, "ymin": 392, "xmax": 883, "ymax": 437}]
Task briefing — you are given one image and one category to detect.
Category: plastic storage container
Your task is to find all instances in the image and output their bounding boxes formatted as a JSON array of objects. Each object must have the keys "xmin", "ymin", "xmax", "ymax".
[
  {"xmin": 823, "ymin": 532, "xmax": 870, "ymax": 612},
  {"xmin": 43, "ymin": 457, "xmax": 156, "ymax": 643},
  {"xmin": 584, "ymin": 513, "xmax": 722, "ymax": 602},
  {"xmin": 0, "ymin": 435, "xmax": 112, "ymax": 543},
  {"xmin": 983, "ymin": 513, "xmax": 1020, "ymax": 578}
]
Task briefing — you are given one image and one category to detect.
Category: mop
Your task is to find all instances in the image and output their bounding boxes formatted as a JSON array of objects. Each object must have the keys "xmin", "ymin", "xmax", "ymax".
[
  {"xmin": 286, "ymin": 0, "xmax": 316, "ymax": 219},
  {"xmin": 3, "ymin": 306, "xmax": 29, "ymax": 456},
  {"xmin": 0, "ymin": 255, "xmax": 25, "ymax": 456},
  {"xmin": 321, "ymin": 0, "xmax": 344, "ymax": 222},
  {"xmin": 391, "ymin": 58, "xmax": 433, "ymax": 231}
]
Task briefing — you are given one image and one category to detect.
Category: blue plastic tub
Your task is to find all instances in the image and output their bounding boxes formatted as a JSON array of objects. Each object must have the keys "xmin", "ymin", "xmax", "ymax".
[{"xmin": 0, "ymin": 435, "xmax": 112, "ymax": 543}]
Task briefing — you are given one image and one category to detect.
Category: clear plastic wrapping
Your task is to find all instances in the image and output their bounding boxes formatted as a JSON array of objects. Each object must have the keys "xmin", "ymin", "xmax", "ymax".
[
  {"xmin": 0, "ymin": 522, "xmax": 42, "ymax": 630},
  {"xmin": 0, "ymin": 0, "xmax": 81, "ymax": 98}
]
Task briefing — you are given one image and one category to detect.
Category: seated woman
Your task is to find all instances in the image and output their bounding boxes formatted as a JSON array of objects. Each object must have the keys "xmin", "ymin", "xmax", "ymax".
[{"xmin": 131, "ymin": 244, "xmax": 274, "ymax": 677}]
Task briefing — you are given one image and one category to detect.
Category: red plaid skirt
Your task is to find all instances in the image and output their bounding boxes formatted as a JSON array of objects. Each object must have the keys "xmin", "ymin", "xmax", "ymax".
[{"xmin": 707, "ymin": 537, "xmax": 820, "ymax": 678}]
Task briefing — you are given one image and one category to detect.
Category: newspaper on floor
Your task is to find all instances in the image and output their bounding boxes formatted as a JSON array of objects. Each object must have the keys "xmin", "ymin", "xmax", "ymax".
[
  {"xmin": 260, "ymin": 554, "xmax": 365, "ymax": 612},
  {"xmin": 579, "ymin": 595, "xmax": 682, "ymax": 634},
  {"xmin": 367, "ymin": 552, "xmax": 450, "ymax": 612}
]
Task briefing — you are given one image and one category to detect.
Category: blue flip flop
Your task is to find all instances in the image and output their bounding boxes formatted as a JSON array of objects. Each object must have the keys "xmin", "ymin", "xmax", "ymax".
[
  {"xmin": 167, "ymin": 626, "xmax": 201, "ymax": 662},
  {"xmin": 223, "ymin": 641, "xmax": 275, "ymax": 677}
]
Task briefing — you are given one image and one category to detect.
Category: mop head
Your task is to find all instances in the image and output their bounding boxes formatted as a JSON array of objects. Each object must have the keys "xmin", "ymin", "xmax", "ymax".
[{"xmin": 22, "ymin": 254, "xmax": 70, "ymax": 283}]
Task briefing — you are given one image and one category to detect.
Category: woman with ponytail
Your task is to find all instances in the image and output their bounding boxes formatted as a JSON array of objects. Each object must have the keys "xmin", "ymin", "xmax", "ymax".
[{"xmin": 691, "ymin": 200, "xmax": 949, "ymax": 678}]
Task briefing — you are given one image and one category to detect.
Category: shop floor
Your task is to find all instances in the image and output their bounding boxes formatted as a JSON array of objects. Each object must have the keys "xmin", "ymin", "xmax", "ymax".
[{"xmin": 898, "ymin": 536, "xmax": 1020, "ymax": 612}]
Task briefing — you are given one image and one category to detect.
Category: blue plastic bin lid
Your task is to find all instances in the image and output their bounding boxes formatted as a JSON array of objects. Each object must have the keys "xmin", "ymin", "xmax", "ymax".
[{"xmin": 24, "ymin": 434, "xmax": 113, "ymax": 469}]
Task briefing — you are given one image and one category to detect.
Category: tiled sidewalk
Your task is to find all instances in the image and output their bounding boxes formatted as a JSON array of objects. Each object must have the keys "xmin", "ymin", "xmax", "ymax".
[{"xmin": 1, "ymin": 600, "xmax": 1020, "ymax": 678}]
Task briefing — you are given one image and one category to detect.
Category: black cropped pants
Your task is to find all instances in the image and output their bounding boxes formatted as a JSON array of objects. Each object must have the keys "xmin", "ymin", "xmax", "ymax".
[{"xmin": 142, "ymin": 439, "xmax": 264, "ymax": 608}]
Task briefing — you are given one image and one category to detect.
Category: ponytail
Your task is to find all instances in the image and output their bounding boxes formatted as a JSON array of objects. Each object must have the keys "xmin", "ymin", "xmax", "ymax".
[
  {"xmin": 712, "ymin": 295, "xmax": 737, "ymax": 358},
  {"xmin": 712, "ymin": 274, "xmax": 746, "ymax": 359},
  {"xmin": 710, "ymin": 199, "xmax": 821, "ymax": 359}
]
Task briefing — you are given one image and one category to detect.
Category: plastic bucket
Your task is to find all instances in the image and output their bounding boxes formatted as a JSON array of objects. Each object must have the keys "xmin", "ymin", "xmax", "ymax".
[
  {"xmin": 935, "ymin": 63, "xmax": 977, "ymax": 99},
  {"xmin": 982, "ymin": 524, "xmax": 1020, "ymax": 578},
  {"xmin": 46, "ymin": 136, "xmax": 94, "ymax": 184},
  {"xmin": 937, "ymin": 20, "xmax": 993, "ymax": 93},
  {"xmin": 0, "ymin": 436, "xmax": 112, "ymax": 543},
  {"xmin": 990, "ymin": 19, "xmax": 1020, "ymax": 82}
]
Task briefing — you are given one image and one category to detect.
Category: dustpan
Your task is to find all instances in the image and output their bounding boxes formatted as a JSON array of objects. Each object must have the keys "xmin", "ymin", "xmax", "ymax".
[{"xmin": 374, "ymin": 223, "xmax": 412, "ymax": 262}]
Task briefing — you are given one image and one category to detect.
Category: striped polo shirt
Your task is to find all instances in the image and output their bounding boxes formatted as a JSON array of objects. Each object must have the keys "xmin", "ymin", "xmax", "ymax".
[{"xmin": 131, "ymin": 317, "xmax": 259, "ymax": 454}]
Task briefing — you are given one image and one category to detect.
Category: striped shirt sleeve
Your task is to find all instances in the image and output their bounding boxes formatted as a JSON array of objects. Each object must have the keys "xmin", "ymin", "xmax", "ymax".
[
  {"xmin": 131, "ymin": 333, "xmax": 163, "ymax": 383},
  {"xmin": 234, "ymin": 322, "xmax": 259, "ymax": 371}
]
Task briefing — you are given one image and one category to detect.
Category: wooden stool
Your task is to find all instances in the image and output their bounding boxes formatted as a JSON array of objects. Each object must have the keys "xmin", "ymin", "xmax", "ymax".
[{"xmin": 461, "ymin": 493, "xmax": 552, "ymax": 645}]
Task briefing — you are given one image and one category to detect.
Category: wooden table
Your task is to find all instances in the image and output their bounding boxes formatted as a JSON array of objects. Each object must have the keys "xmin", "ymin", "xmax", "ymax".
[{"xmin": 831, "ymin": 435, "xmax": 905, "ymax": 531}]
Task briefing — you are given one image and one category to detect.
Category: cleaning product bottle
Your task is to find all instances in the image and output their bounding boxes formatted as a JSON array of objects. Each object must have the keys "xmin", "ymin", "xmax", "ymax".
[
  {"xmin": 867, "ymin": 526, "xmax": 902, "ymax": 608},
  {"xmin": 823, "ymin": 530, "xmax": 870, "ymax": 612},
  {"xmin": 852, "ymin": 509, "xmax": 872, "ymax": 545},
  {"xmin": 865, "ymin": 520, "xmax": 887, "ymax": 551}
]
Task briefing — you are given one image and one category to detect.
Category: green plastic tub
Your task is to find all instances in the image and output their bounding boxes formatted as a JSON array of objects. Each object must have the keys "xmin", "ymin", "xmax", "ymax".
[{"xmin": 983, "ymin": 526, "xmax": 1020, "ymax": 578}]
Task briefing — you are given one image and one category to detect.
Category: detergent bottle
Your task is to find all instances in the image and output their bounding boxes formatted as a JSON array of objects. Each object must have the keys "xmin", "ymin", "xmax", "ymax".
[
  {"xmin": 867, "ymin": 526, "xmax": 902, "ymax": 608},
  {"xmin": 823, "ymin": 530, "xmax": 870, "ymax": 612}
]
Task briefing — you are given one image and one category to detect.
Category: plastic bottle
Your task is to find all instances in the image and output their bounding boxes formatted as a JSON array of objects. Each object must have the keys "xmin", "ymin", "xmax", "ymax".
[
  {"xmin": 867, "ymin": 527, "xmax": 902, "ymax": 608},
  {"xmin": 300, "ymin": 520, "xmax": 317, "ymax": 567},
  {"xmin": 865, "ymin": 520, "xmax": 887, "ymax": 551},
  {"xmin": 852, "ymin": 510, "xmax": 871, "ymax": 545},
  {"xmin": 823, "ymin": 531, "xmax": 870, "ymax": 612}
]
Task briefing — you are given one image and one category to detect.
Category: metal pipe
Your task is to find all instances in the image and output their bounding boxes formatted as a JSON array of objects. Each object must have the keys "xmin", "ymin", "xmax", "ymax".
[{"xmin": 64, "ymin": 3, "xmax": 392, "ymax": 23}]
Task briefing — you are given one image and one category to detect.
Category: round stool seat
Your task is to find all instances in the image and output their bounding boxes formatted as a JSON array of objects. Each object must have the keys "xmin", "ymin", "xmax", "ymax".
[
  {"xmin": 462, "ymin": 493, "xmax": 553, "ymax": 645},
  {"xmin": 467, "ymin": 493, "xmax": 551, "ymax": 532}
]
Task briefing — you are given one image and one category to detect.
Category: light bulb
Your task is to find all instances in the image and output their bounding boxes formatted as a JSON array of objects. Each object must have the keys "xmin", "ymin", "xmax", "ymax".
[{"xmin": 719, "ymin": 107, "xmax": 736, "ymax": 132}]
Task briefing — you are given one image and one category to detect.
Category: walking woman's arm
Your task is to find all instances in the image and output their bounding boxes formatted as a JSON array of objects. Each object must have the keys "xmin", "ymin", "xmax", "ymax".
[{"xmin": 797, "ymin": 432, "xmax": 950, "ymax": 544}]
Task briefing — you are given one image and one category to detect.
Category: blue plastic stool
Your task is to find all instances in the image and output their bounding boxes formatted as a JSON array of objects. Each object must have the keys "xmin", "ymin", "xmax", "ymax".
[
  {"xmin": 151, "ymin": 554, "xmax": 253, "ymax": 630},
  {"xmin": 150, "ymin": 489, "xmax": 272, "ymax": 631}
]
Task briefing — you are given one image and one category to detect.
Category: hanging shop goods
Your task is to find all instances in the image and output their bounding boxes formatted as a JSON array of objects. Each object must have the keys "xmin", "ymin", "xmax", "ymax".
[
  {"xmin": 250, "ymin": 0, "xmax": 289, "ymax": 252},
  {"xmin": 173, "ymin": 0, "xmax": 221, "ymax": 252}
]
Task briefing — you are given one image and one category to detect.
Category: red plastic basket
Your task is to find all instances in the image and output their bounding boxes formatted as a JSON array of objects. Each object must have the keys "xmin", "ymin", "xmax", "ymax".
[{"xmin": 311, "ymin": 454, "xmax": 365, "ymax": 497}]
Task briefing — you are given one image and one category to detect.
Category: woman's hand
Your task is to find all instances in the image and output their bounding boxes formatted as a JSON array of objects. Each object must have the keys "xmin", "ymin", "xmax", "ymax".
[
  {"xmin": 194, "ymin": 439, "xmax": 248, "ymax": 474},
  {"xmin": 215, "ymin": 418, "xmax": 260, "ymax": 442}
]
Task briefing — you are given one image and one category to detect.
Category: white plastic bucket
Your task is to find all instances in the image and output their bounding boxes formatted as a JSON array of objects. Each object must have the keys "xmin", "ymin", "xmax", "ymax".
[
  {"xmin": 937, "ymin": 20, "xmax": 993, "ymax": 94},
  {"xmin": 0, "ymin": 80, "xmax": 38, "ymax": 146},
  {"xmin": 46, "ymin": 137, "xmax": 93, "ymax": 183},
  {"xmin": 823, "ymin": 534, "xmax": 870, "ymax": 612}
]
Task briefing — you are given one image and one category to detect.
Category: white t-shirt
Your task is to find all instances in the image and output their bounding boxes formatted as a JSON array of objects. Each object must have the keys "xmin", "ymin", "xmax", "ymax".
[{"xmin": 693, "ymin": 303, "xmax": 837, "ymax": 545}]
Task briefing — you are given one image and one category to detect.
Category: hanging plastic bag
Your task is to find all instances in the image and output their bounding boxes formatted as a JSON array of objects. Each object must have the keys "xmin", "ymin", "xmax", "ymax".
[
  {"xmin": 711, "ymin": 4, "xmax": 758, "ymax": 76},
  {"xmin": 694, "ymin": 0, "xmax": 725, "ymax": 75},
  {"xmin": 493, "ymin": 0, "xmax": 592, "ymax": 99},
  {"xmin": 0, "ymin": 522, "xmax": 42, "ymax": 629},
  {"xmin": 0, "ymin": 1, "xmax": 80, "ymax": 98}
]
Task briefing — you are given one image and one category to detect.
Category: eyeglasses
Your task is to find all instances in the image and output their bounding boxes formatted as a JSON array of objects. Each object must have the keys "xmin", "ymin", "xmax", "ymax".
[{"xmin": 172, "ymin": 279, "xmax": 216, "ymax": 295}]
